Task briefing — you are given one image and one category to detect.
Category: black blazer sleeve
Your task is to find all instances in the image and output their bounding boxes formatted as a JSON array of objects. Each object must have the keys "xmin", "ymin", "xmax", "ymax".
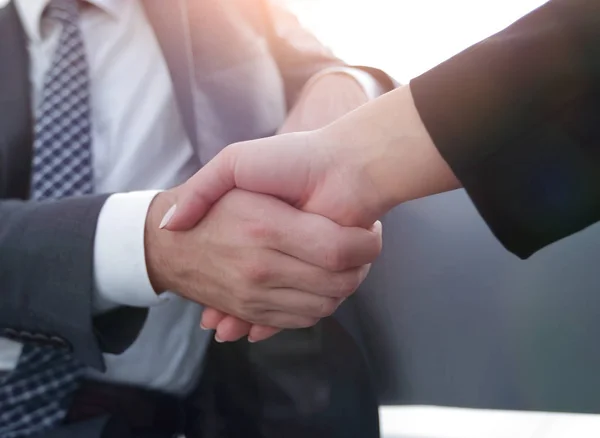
[{"xmin": 410, "ymin": 0, "xmax": 600, "ymax": 258}]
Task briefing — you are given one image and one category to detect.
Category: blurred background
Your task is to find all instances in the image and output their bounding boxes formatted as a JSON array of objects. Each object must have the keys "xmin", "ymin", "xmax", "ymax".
[
  {"xmin": 284, "ymin": 0, "xmax": 546, "ymax": 82},
  {"xmin": 282, "ymin": 1, "xmax": 600, "ymax": 437}
]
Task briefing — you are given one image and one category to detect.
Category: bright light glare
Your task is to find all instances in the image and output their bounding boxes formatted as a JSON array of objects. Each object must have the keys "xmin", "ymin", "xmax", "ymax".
[{"xmin": 286, "ymin": 0, "xmax": 548, "ymax": 83}]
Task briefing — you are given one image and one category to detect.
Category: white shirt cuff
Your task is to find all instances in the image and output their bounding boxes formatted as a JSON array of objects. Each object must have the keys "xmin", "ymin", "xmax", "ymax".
[
  {"xmin": 305, "ymin": 66, "xmax": 386, "ymax": 100},
  {"xmin": 93, "ymin": 191, "xmax": 174, "ymax": 312}
]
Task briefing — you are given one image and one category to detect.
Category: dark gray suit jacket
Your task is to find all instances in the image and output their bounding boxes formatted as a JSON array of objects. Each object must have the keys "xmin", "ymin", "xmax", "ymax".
[{"xmin": 0, "ymin": 1, "xmax": 393, "ymax": 436}]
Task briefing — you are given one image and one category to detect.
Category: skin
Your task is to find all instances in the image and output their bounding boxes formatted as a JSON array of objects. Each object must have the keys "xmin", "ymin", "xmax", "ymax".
[
  {"xmin": 162, "ymin": 84, "xmax": 461, "ymax": 342},
  {"xmin": 144, "ymin": 72, "xmax": 384, "ymax": 341},
  {"xmin": 201, "ymin": 72, "xmax": 376, "ymax": 341},
  {"xmin": 145, "ymin": 188, "xmax": 382, "ymax": 330}
]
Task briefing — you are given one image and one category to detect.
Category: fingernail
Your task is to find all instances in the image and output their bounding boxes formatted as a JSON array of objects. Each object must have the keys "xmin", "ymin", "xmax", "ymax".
[
  {"xmin": 200, "ymin": 324, "xmax": 208, "ymax": 330},
  {"xmin": 215, "ymin": 334, "xmax": 225, "ymax": 343},
  {"xmin": 247, "ymin": 337, "xmax": 256, "ymax": 343},
  {"xmin": 159, "ymin": 205, "xmax": 176, "ymax": 229}
]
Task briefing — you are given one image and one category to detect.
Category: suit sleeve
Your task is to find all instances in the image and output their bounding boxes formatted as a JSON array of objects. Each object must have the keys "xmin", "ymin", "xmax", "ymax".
[
  {"xmin": 246, "ymin": 0, "xmax": 397, "ymax": 107},
  {"xmin": 0, "ymin": 197, "xmax": 148, "ymax": 371},
  {"xmin": 410, "ymin": 0, "xmax": 600, "ymax": 258}
]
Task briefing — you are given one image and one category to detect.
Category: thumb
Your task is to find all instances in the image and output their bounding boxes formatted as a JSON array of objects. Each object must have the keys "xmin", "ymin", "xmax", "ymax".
[{"xmin": 162, "ymin": 148, "xmax": 237, "ymax": 231}]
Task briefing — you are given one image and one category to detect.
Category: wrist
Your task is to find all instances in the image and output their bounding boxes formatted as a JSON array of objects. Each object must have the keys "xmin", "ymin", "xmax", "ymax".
[
  {"xmin": 145, "ymin": 191, "xmax": 178, "ymax": 294},
  {"xmin": 387, "ymin": 84, "xmax": 461, "ymax": 203},
  {"xmin": 329, "ymin": 85, "xmax": 460, "ymax": 212},
  {"xmin": 370, "ymin": 85, "xmax": 443, "ymax": 206}
]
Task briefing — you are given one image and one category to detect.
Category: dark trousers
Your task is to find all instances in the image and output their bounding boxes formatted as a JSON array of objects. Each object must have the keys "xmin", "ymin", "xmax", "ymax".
[{"xmin": 64, "ymin": 317, "xmax": 380, "ymax": 438}]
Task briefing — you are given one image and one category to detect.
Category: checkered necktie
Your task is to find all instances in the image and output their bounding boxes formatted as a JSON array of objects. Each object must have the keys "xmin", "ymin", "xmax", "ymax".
[{"xmin": 0, "ymin": 0, "xmax": 91, "ymax": 436}]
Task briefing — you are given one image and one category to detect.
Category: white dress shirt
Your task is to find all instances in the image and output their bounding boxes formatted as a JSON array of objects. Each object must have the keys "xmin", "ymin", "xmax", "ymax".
[
  {"xmin": 7, "ymin": 0, "xmax": 209, "ymax": 395},
  {"xmin": 0, "ymin": 0, "xmax": 382, "ymax": 394}
]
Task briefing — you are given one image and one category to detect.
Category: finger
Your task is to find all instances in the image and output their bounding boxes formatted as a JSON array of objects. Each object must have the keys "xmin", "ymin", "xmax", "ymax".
[
  {"xmin": 200, "ymin": 307, "xmax": 228, "ymax": 330},
  {"xmin": 255, "ymin": 311, "xmax": 319, "ymax": 329},
  {"xmin": 163, "ymin": 148, "xmax": 237, "ymax": 231},
  {"xmin": 214, "ymin": 316, "xmax": 252, "ymax": 343},
  {"xmin": 260, "ymin": 288, "xmax": 342, "ymax": 319},
  {"xmin": 248, "ymin": 325, "xmax": 282, "ymax": 343},
  {"xmin": 265, "ymin": 251, "xmax": 372, "ymax": 298},
  {"xmin": 275, "ymin": 211, "xmax": 382, "ymax": 271},
  {"xmin": 165, "ymin": 133, "xmax": 313, "ymax": 231},
  {"xmin": 372, "ymin": 220, "xmax": 383, "ymax": 236}
]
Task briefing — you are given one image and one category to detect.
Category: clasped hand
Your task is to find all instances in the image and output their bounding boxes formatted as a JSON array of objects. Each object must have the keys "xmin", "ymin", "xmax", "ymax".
[
  {"xmin": 146, "ymin": 186, "xmax": 381, "ymax": 342},
  {"xmin": 156, "ymin": 85, "xmax": 458, "ymax": 342}
]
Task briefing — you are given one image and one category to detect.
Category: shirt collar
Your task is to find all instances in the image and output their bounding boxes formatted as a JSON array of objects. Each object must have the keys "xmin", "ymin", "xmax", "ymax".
[{"xmin": 14, "ymin": 0, "xmax": 121, "ymax": 42}]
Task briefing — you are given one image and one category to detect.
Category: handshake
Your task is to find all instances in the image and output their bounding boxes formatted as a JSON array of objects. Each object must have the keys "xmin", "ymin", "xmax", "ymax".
[
  {"xmin": 146, "ymin": 85, "xmax": 459, "ymax": 343},
  {"xmin": 146, "ymin": 185, "xmax": 382, "ymax": 343}
]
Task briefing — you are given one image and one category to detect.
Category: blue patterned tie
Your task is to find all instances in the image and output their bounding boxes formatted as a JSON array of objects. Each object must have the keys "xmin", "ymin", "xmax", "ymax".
[
  {"xmin": 31, "ymin": 0, "xmax": 93, "ymax": 199},
  {"xmin": 0, "ymin": 0, "xmax": 91, "ymax": 436}
]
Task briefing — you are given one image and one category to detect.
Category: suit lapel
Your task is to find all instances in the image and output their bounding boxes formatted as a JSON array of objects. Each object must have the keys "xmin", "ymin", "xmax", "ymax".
[
  {"xmin": 143, "ymin": 0, "xmax": 199, "ymax": 151},
  {"xmin": 0, "ymin": 1, "xmax": 34, "ymax": 199}
]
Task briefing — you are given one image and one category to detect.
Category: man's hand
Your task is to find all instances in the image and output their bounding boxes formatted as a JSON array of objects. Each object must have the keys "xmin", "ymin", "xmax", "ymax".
[
  {"xmin": 145, "ymin": 189, "xmax": 381, "ymax": 331},
  {"xmin": 277, "ymin": 72, "xmax": 369, "ymax": 135}
]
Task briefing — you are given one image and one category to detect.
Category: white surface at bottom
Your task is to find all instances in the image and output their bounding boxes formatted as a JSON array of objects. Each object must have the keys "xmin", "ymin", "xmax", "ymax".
[{"xmin": 379, "ymin": 406, "xmax": 600, "ymax": 438}]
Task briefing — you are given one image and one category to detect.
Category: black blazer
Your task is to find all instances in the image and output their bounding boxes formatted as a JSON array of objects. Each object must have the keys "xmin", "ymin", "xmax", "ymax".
[{"xmin": 411, "ymin": 0, "xmax": 600, "ymax": 258}]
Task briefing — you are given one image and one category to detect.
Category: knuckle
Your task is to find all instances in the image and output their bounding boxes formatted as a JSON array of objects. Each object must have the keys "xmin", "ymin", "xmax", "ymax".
[
  {"xmin": 245, "ymin": 217, "xmax": 280, "ymax": 245},
  {"xmin": 231, "ymin": 288, "xmax": 259, "ymax": 314},
  {"xmin": 246, "ymin": 221, "xmax": 271, "ymax": 241},
  {"xmin": 242, "ymin": 262, "xmax": 272, "ymax": 285}
]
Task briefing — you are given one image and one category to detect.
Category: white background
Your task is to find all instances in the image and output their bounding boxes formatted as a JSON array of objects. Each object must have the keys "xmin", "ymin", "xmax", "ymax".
[{"xmin": 285, "ymin": 0, "xmax": 547, "ymax": 82}]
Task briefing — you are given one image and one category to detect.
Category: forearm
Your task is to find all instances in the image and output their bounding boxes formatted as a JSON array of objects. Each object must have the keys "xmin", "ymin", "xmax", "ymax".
[
  {"xmin": 321, "ymin": 0, "xmax": 600, "ymax": 207},
  {"xmin": 323, "ymin": 84, "xmax": 461, "ymax": 212},
  {"xmin": 331, "ymin": 0, "xmax": 600, "ymax": 257},
  {"xmin": 279, "ymin": 66, "xmax": 394, "ymax": 136}
]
